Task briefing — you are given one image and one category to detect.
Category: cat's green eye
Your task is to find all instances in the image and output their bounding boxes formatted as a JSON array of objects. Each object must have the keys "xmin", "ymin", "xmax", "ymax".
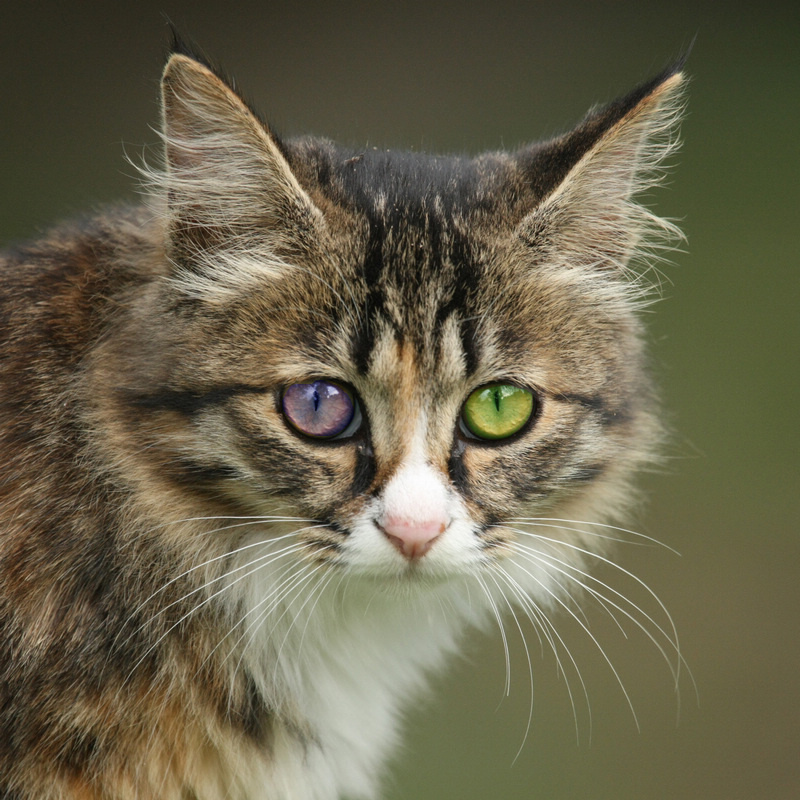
[{"xmin": 461, "ymin": 383, "xmax": 534, "ymax": 441}]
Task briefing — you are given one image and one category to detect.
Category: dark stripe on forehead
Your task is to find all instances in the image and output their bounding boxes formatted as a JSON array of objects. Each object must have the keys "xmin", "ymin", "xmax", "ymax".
[
  {"xmin": 332, "ymin": 146, "xmax": 482, "ymax": 217},
  {"xmin": 363, "ymin": 213, "xmax": 386, "ymax": 287},
  {"xmin": 433, "ymin": 230, "xmax": 482, "ymax": 376},
  {"xmin": 432, "ymin": 304, "xmax": 480, "ymax": 380},
  {"xmin": 354, "ymin": 209, "xmax": 484, "ymax": 376},
  {"xmin": 351, "ymin": 214, "xmax": 388, "ymax": 374},
  {"xmin": 458, "ymin": 315, "xmax": 481, "ymax": 377}
]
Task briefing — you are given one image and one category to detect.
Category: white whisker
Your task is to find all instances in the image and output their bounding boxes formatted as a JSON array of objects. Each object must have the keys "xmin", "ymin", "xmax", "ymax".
[
  {"xmin": 231, "ymin": 563, "xmax": 326, "ymax": 686},
  {"xmin": 509, "ymin": 516, "xmax": 681, "ymax": 555},
  {"xmin": 509, "ymin": 540, "xmax": 681, "ymax": 692},
  {"xmin": 270, "ymin": 565, "xmax": 336, "ymax": 677},
  {"xmin": 113, "ymin": 516, "xmax": 318, "ymax": 640},
  {"xmin": 490, "ymin": 563, "xmax": 591, "ymax": 745},
  {"xmin": 510, "ymin": 548, "xmax": 678, "ymax": 691},
  {"xmin": 296, "ymin": 566, "xmax": 341, "ymax": 657},
  {"xmin": 120, "ymin": 539, "xmax": 309, "ymax": 689},
  {"xmin": 475, "ymin": 575, "xmax": 512, "ymax": 699},
  {"xmin": 112, "ymin": 527, "xmax": 319, "ymax": 657},
  {"xmin": 484, "ymin": 570, "xmax": 535, "ymax": 761},
  {"xmin": 201, "ymin": 558, "xmax": 308, "ymax": 677},
  {"xmin": 505, "ymin": 523, "xmax": 688, "ymax": 690},
  {"xmin": 499, "ymin": 547, "xmax": 641, "ymax": 732}
]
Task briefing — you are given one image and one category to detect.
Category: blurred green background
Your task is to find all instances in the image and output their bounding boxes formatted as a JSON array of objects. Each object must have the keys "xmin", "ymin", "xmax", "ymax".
[{"xmin": 1, "ymin": 2, "xmax": 797, "ymax": 798}]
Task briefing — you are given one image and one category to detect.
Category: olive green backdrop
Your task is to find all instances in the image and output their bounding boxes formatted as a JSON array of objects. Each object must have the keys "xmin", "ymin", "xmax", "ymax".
[{"xmin": 2, "ymin": 2, "xmax": 797, "ymax": 798}]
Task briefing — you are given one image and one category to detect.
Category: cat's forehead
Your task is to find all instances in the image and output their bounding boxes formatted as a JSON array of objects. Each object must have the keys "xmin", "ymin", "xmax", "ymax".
[
  {"xmin": 267, "ymin": 137, "xmax": 630, "ymax": 393},
  {"xmin": 276, "ymin": 144, "xmax": 497, "ymax": 374},
  {"xmin": 288, "ymin": 139, "xmax": 520, "ymax": 224},
  {"xmin": 346, "ymin": 212, "xmax": 486, "ymax": 378}
]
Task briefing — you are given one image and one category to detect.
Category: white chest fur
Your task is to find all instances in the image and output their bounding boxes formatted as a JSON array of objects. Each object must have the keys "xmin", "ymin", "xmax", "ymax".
[{"xmin": 228, "ymin": 570, "xmax": 482, "ymax": 800}]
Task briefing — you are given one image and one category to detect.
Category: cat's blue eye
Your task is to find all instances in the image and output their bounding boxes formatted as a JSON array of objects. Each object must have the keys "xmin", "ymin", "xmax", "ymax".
[{"xmin": 281, "ymin": 380, "xmax": 358, "ymax": 439}]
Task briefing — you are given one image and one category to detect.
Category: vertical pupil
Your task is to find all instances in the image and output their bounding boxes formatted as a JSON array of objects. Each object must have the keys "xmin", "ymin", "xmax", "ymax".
[
  {"xmin": 461, "ymin": 383, "xmax": 534, "ymax": 440},
  {"xmin": 282, "ymin": 380, "xmax": 356, "ymax": 439}
]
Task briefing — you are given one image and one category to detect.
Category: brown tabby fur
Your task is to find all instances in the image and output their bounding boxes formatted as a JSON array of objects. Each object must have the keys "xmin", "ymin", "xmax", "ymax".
[{"xmin": 0, "ymin": 43, "xmax": 686, "ymax": 800}]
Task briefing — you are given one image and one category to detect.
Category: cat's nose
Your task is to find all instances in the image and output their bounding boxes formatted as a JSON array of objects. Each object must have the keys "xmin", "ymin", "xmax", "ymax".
[{"xmin": 379, "ymin": 515, "xmax": 447, "ymax": 560}]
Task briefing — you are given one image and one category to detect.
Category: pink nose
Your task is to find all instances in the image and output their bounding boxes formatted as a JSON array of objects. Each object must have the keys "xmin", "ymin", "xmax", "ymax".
[{"xmin": 380, "ymin": 515, "xmax": 447, "ymax": 560}]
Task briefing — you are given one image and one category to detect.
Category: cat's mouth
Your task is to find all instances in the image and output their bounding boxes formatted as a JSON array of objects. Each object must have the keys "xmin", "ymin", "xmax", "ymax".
[{"xmin": 298, "ymin": 514, "xmax": 497, "ymax": 582}]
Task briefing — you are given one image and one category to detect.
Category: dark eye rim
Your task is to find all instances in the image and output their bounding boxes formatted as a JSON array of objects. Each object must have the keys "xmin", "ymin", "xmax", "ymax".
[
  {"xmin": 278, "ymin": 378, "xmax": 366, "ymax": 444},
  {"xmin": 457, "ymin": 381, "xmax": 541, "ymax": 445}
]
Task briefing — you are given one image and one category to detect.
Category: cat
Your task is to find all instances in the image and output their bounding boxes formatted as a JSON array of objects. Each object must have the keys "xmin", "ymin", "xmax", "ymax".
[{"xmin": 0, "ymin": 40, "xmax": 687, "ymax": 800}]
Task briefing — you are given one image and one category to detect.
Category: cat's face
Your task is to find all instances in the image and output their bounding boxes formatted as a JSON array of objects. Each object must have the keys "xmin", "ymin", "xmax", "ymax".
[{"xmin": 103, "ymin": 53, "xmax": 681, "ymax": 594}]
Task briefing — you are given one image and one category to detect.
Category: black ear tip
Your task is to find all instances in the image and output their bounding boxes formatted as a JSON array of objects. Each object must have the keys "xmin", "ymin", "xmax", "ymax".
[
  {"xmin": 674, "ymin": 33, "xmax": 697, "ymax": 72},
  {"xmin": 162, "ymin": 15, "xmax": 187, "ymax": 56},
  {"xmin": 600, "ymin": 52, "xmax": 689, "ymax": 130},
  {"xmin": 654, "ymin": 39, "xmax": 695, "ymax": 87},
  {"xmin": 162, "ymin": 19, "xmax": 214, "ymax": 71},
  {"xmin": 168, "ymin": 27, "xmax": 190, "ymax": 58}
]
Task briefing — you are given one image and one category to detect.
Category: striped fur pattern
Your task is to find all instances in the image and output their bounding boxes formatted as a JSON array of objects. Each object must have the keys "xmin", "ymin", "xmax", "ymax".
[{"xmin": 0, "ymin": 47, "xmax": 686, "ymax": 799}]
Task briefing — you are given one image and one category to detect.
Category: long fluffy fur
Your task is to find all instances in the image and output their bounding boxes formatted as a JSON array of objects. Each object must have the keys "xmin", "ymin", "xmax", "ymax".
[{"xmin": 0, "ymin": 50, "xmax": 687, "ymax": 799}]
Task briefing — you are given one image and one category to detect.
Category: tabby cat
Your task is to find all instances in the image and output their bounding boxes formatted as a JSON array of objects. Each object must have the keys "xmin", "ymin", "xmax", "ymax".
[{"xmin": 0, "ymin": 42, "xmax": 686, "ymax": 800}]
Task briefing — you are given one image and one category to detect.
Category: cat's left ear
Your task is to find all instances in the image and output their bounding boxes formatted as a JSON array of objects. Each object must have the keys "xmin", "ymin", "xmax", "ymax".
[
  {"xmin": 158, "ymin": 52, "xmax": 326, "ymax": 279},
  {"xmin": 516, "ymin": 64, "xmax": 686, "ymax": 275}
]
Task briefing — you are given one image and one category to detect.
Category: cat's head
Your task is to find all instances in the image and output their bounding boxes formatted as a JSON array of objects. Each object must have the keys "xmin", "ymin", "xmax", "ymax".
[{"xmin": 107, "ymin": 50, "xmax": 684, "ymax": 590}]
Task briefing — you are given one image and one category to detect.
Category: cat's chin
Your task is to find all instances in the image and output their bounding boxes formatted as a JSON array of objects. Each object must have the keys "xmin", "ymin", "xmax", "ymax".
[
  {"xmin": 320, "ymin": 562, "xmax": 483, "ymax": 616},
  {"xmin": 341, "ymin": 559, "xmax": 475, "ymax": 586}
]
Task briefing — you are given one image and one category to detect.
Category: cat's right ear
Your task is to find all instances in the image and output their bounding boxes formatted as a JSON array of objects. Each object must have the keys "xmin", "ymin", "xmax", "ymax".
[
  {"xmin": 157, "ymin": 53, "xmax": 326, "ymax": 290},
  {"xmin": 514, "ymin": 64, "xmax": 686, "ymax": 287}
]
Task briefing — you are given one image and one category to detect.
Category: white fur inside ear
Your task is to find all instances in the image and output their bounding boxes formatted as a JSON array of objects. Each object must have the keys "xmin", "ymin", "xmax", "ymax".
[
  {"xmin": 520, "ymin": 73, "xmax": 686, "ymax": 303},
  {"xmin": 138, "ymin": 53, "xmax": 328, "ymax": 302}
]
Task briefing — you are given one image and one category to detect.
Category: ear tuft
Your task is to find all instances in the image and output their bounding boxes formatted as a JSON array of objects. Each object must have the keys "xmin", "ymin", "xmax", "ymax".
[
  {"xmin": 517, "ymin": 65, "xmax": 688, "ymax": 298},
  {"xmin": 144, "ymin": 51, "xmax": 326, "ymax": 299},
  {"xmin": 166, "ymin": 26, "xmax": 209, "ymax": 66}
]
